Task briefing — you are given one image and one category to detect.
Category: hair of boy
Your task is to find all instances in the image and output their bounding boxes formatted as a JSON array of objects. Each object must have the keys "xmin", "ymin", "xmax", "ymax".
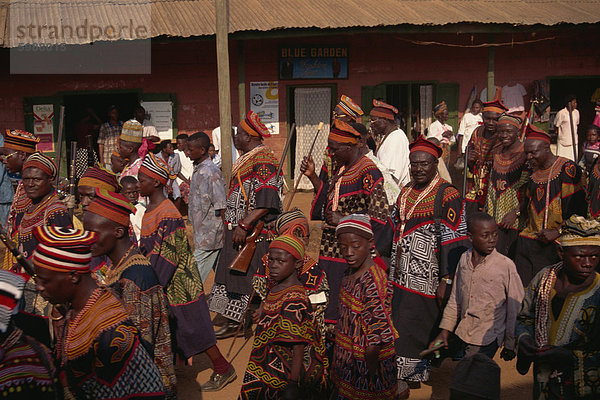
[
  {"xmin": 120, "ymin": 175, "xmax": 138, "ymax": 187},
  {"xmin": 565, "ymin": 93, "xmax": 577, "ymax": 106},
  {"xmin": 176, "ymin": 133, "xmax": 188, "ymax": 141},
  {"xmin": 208, "ymin": 143, "xmax": 215, "ymax": 150},
  {"xmin": 472, "ymin": 98, "xmax": 483, "ymax": 107},
  {"xmin": 188, "ymin": 131, "xmax": 211, "ymax": 151},
  {"xmin": 159, "ymin": 139, "xmax": 172, "ymax": 152},
  {"xmin": 587, "ymin": 124, "xmax": 600, "ymax": 135},
  {"xmin": 466, "ymin": 211, "xmax": 496, "ymax": 233}
]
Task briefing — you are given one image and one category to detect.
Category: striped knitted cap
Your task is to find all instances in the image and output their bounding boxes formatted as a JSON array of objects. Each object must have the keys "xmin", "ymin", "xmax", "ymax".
[
  {"xmin": 119, "ymin": 119, "xmax": 143, "ymax": 143},
  {"xmin": 23, "ymin": 151, "xmax": 57, "ymax": 178},
  {"xmin": 483, "ymin": 100, "xmax": 508, "ymax": 114},
  {"xmin": 329, "ymin": 119, "xmax": 361, "ymax": 144},
  {"xmin": 87, "ymin": 189, "xmax": 135, "ymax": 227},
  {"xmin": 274, "ymin": 208, "xmax": 308, "ymax": 237},
  {"xmin": 32, "ymin": 226, "xmax": 97, "ymax": 273},
  {"xmin": 0, "ymin": 270, "xmax": 27, "ymax": 333},
  {"xmin": 139, "ymin": 152, "xmax": 175, "ymax": 185},
  {"xmin": 335, "ymin": 95, "xmax": 364, "ymax": 121},
  {"xmin": 525, "ymin": 124, "xmax": 551, "ymax": 144},
  {"xmin": 370, "ymin": 99, "xmax": 398, "ymax": 121},
  {"xmin": 78, "ymin": 164, "xmax": 121, "ymax": 192},
  {"xmin": 336, "ymin": 213, "xmax": 373, "ymax": 239},
  {"xmin": 497, "ymin": 113, "xmax": 523, "ymax": 129},
  {"xmin": 240, "ymin": 111, "xmax": 271, "ymax": 138},
  {"xmin": 269, "ymin": 233, "xmax": 305, "ymax": 260},
  {"xmin": 4, "ymin": 129, "xmax": 39, "ymax": 153}
]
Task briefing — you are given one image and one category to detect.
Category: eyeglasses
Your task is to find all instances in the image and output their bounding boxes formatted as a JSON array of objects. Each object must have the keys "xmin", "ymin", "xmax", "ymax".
[{"xmin": 0, "ymin": 151, "xmax": 18, "ymax": 161}]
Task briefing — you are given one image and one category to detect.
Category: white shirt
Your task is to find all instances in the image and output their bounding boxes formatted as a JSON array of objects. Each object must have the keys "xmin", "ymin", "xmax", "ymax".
[
  {"xmin": 457, "ymin": 112, "xmax": 483, "ymax": 153},
  {"xmin": 375, "ymin": 128, "xmax": 410, "ymax": 186},
  {"xmin": 427, "ymin": 120, "xmax": 454, "ymax": 144},
  {"xmin": 175, "ymin": 149, "xmax": 193, "ymax": 185},
  {"xmin": 212, "ymin": 126, "xmax": 239, "ymax": 163},
  {"xmin": 366, "ymin": 150, "xmax": 401, "ymax": 204},
  {"xmin": 130, "ymin": 203, "xmax": 146, "ymax": 245},
  {"xmin": 142, "ymin": 122, "xmax": 158, "ymax": 138},
  {"xmin": 501, "ymin": 83, "xmax": 527, "ymax": 113},
  {"xmin": 554, "ymin": 107, "xmax": 580, "ymax": 147}
]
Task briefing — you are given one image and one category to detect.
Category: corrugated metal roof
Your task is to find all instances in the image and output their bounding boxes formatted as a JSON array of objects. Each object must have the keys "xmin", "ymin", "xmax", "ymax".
[{"xmin": 2, "ymin": 0, "xmax": 600, "ymax": 47}]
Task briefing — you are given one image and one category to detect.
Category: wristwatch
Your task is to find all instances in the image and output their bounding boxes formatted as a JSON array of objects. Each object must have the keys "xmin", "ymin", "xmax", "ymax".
[{"xmin": 442, "ymin": 277, "xmax": 453, "ymax": 285}]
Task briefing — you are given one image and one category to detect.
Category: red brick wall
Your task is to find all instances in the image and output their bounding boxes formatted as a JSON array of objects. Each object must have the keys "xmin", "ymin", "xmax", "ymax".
[{"xmin": 1, "ymin": 27, "xmax": 598, "ymax": 171}]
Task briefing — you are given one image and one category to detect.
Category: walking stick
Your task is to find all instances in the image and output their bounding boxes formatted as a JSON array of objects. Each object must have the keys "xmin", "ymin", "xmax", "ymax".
[
  {"xmin": 276, "ymin": 123, "xmax": 296, "ymax": 180},
  {"xmin": 54, "ymin": 106, "xmax": 66, "ymax": 187},
  {"xmin": 68, "ymin": 141, "xmax": 77, "ymax": 219},
  {"xmin": 284, "ymin": 121, "xmax": 324, "ymax": 211},
  {"xmin": 226, "ymin": 291, "xmax": 255, "ymax": 359},
  {"xmin": 461, "ymin": 144, "xmax": 469, "ymax": 199},
  {"xmin": 568, "ymin": 103, "xmax": 578, "ymax": 162}
]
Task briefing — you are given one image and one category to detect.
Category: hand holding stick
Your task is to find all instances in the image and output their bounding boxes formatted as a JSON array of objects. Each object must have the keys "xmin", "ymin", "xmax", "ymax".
[{"xmin": 284, "ymin": 122, "xmax": 324, "ymax": 211}]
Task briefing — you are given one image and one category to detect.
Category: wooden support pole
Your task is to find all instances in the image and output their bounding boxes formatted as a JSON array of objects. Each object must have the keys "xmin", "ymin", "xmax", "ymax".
[
  {"xmin": 215, "ymin": 0, "xmax": 233, "ymax": 183},
  {"xmin": 487, "ymin": 35, "xmax": 495, "ymax": 101},
  {"xmin": 238, "ymin": 40, "xmax": 246, "ymax": 120}
]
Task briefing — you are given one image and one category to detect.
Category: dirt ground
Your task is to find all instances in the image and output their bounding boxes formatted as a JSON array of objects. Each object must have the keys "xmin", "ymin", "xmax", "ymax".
[{"xmin": 178, "ymin": 191, "xmax": 534, "ymax": 400}]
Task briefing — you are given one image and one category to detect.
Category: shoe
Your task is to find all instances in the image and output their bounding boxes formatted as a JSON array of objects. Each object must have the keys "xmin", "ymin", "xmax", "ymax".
[
  {"xmin": 398, "ymin": 380, "xmax": 410, "ymax": 399},
  {"xmin": 200, "ymin": 366, "xmax": 237, "ymax": 392},
  {"xmin": 214, "ymin": 322, "xmax": 239, "ymax": 339}
]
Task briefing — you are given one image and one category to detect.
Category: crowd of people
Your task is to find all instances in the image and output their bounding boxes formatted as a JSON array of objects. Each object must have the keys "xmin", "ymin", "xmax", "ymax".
[{"xmin": 0, "ymin": 94, "xmax": 598, "ymax": 400}]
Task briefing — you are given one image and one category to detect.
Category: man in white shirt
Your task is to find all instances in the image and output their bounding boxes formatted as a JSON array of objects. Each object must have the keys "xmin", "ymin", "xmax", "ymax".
[
  {"xmin": 457, "ymin": 99, "xmax": 483, "ymax": 154},
  {"xmin": 369, "ymin": 99, "xmax": 410, "ymax": 187},
  {"xmin": 212, "ymin": 126, "xmax": 239, "ymax": 164},
  {"xmin": 554, "ymin": 94, "xmax": 580, "ymax": 161}
]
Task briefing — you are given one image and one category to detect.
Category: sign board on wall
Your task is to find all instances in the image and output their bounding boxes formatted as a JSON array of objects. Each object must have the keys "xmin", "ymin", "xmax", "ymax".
[
  {"xmin": 33, "ymin": 104, "xmax": 55, "ymax": 151},
  {"xmin": 250, "ymin": 81, "xmax": 279, "ymax": 135},
  {"xmin": 279, "ymin": 45, "xmax": 348, "ymax": 80},
  {"xmin": 140, "ymin": 101, "xmax": 173, "ymax": 140}
]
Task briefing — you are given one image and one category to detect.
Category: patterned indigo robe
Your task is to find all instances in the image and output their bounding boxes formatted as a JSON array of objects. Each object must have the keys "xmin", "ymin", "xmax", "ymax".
[
  {"xmin": 310, "ymin": 156, "xmax": 389, "ymax": 323},
  {"xmin": 139, "ymin": 199, "xmax": 216, "ymax": 358},
  {"xmin": 389, "ymin": 177, "xmax": 469, "ymax": 382}
]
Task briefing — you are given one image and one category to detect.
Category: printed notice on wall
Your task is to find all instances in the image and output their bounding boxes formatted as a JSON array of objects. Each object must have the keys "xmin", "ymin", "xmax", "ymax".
[
  {"xmin": 140, "ymin": 101, "xmax": 173, "ymax": 140},
  {"xmin": 250, "ymin": 81, "xmax": 279, "ymax": 135},
  {"xmin": 33, "ymin": 104, "xmax": 55, "ymax": 152}
]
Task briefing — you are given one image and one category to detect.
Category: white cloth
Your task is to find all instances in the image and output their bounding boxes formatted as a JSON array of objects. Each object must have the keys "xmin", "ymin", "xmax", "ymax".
[
  {"xmin": 427, "ymin": 120, "xmax": 454, "ymax": 144},
  {"xmin": 366, "ymin": 150, "xmax": 401, "ymax": 204},
  {"xmin": 211, "ymin": 153, "xmax": 222, "ymax": 169},
  {"xmin": 375, "ymin": 128, "xmax": 410, "ymax": 187},
  {"xmin": 175, "ymin": 149, "xmax": 193, "ymax": 185},
  {"xmin": 142, "ymin": 123, "xmax": 158, "ymax": 138},
  {"xmin": 457, "ymin": 112, "xmax": 483, "ymax": 153},
  {"xmin": 212, "ymin": 126, "xmax": 239, "ymax": 163},
  {"xmin": 130, "ymin": 203, "xmax": 145, "ymax": 245},
  {"xmin": 501, "ymin": 83, "xmax": 526, "ymax": 113},
  {"xmin": 554, "ymin": 107, "xmax": 580, "ymax": 147}
]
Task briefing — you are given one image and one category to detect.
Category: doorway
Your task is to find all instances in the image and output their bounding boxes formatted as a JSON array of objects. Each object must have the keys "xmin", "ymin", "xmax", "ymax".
[{"xmin": 287, "ymin": 85, "xmax": 336, "ymax": 189}]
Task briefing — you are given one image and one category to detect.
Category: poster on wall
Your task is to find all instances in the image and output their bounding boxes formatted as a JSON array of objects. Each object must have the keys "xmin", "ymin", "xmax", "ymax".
[
  {"xmin": 140, "ymin": 101, "xmax": 173, "ymax": 140},
  {"xmin": 279, "ymin": 45, "xmax": 348, "ymax": 80},
  {"xmin": 33, "ymin": 104, "xmax": 55, "ymax": 152},
  {"xmin": 250, "ymin": 81, "xmax": 279, "ymax": 135}
]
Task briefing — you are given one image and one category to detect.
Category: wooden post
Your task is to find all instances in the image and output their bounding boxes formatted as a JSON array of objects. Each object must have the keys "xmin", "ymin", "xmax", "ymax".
[
  {"xmin": 215, "ymin": 0, "xmax": 233, "ymax": 183},
  {"xmin": 238, "ymin": 40, "xmax": 246, "ymax": 119},
  {"xmin": 487, "ymin": 35, "xmax": 495, "ymax": 101}
]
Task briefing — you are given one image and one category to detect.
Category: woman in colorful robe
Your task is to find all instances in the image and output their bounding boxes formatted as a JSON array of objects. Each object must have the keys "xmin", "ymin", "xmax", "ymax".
[
  {"xmin": 485, "ymin": 114, "xmax": 529, "ymax": 256},
  {"xmin": 516, "ymin": 216, "xmax": 600, "ymax": 399},
  {"xmin": 300, "ymin": 119, "xmax": 389, "ymax": 325},
  {"xmin": 389, "ymin": 136, "xmax": 469, "ymax": 386}
]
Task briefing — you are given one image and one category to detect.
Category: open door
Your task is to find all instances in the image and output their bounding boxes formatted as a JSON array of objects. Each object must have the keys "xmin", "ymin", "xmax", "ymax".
[
  {"xmin": 435, "ymin": 83, "xmax": 460, "ymax": 131},
  {"xmin": 361, "ymin": 84, "xmax": 386, "ymax": 125},
  {"xmin": 23, "ymin": 96, "xmax": 67, "ymax": 177}
]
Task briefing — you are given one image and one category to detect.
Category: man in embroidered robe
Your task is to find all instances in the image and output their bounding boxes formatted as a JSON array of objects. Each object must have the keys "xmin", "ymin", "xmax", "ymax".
[
  {"xmin": 514, "ymin": 125, "xmax": 586, "ymax": 285},
  {"xmin": 388, "ymin": 136, "xmax": 469, "ymax": 391},
  {"xmin": 208, "ymin": 111, "xmax": 283, "ymax": 338},
  {"xmin": 83, "ymin": 189, "xmax": 176, "ymax": 398},
  {"xmin": 516, "ymin": 215, "xmax": 600, "ymax": 399},
  {"xmin": 32, "ymin": 226, "xmax": 165, "ymax": 399}
]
